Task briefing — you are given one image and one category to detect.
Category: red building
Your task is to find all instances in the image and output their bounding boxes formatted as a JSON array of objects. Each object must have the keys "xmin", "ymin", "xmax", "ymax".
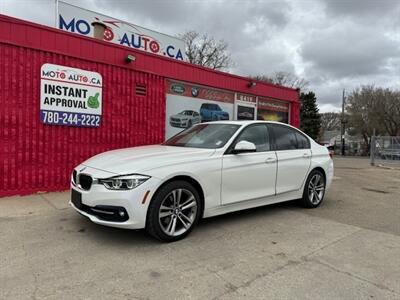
[{"xmin": 0, "ymin": 15, "xmax": 300, "ymax": 197}]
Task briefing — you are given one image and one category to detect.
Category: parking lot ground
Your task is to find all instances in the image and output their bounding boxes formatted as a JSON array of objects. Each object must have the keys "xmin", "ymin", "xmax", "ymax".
[{"xmin": 1, "ymin": 157, "xmax": 399, "ymax": 299}]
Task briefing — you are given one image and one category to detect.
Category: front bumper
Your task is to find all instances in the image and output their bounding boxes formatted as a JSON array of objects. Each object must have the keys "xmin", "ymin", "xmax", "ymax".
[
  {"xmin": 70, "ymin": 169, "xmax": 160, "ymax": 230},
  {"xmin": 71, "ymin": 189, "xmax": 129, "ymax": 222},
  {"xmin": 170, "ymin": 119, "xmax": 188, "ymax": 128}
]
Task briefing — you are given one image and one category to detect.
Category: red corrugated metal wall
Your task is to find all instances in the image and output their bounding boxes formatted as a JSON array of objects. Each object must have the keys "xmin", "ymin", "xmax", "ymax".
[
  {"xmin": 0, "ymin": 43, "xmax": 166, "ymax": 197},
  {"xmin": 290, "ymin": 101, "xmax": 300, "ymax": 128},
  {"xmin": 0, "ymin": 15, "xmax": 300, "ymax": 104}
]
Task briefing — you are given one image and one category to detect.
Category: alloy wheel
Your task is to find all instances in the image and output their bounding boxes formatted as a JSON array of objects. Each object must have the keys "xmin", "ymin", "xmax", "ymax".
[
  {"xmin": 308, "ymin": 174, "xmax": 325, "ymax": 205},
  {"xmin": 158, "ymin": 188, "xmax": 198, "ymax": 237}
]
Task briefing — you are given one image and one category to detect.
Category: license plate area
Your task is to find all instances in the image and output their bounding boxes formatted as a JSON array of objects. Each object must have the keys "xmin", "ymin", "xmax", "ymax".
[{"xmin": 71, "ymin": 189, "xmax": 82, "ymax": 209}]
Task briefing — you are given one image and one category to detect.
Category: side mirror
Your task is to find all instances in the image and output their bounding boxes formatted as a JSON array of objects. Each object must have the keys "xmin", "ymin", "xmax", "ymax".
[{"xmin": 232, "ymin": 140, "xmax": 256, "ymax": 154}]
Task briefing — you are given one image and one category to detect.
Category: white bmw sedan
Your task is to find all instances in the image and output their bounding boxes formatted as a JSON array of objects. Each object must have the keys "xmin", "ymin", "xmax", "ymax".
[{"xmin": 70, "ymin": 121, "xmax": 333, "ymax": 242}]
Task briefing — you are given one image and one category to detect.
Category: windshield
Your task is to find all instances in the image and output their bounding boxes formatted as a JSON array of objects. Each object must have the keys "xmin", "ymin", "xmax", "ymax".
[
  {"xmin": 164, "ymin": 124, "xmax": 240, "ymax": 149},
  {"xmin": 202, "ymin": 104, "xmax": 221, "ymax": 111},
  {"xmin": 180, "ymin": 111, "xmax": 192, "ymax": 115}
]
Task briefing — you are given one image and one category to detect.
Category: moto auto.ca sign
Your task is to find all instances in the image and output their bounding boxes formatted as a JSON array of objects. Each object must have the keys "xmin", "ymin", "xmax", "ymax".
[
  {"xmin": 58, "ymin": 1, "xmax": 186, "ymax": 61},
  {"xmin": 40, "ymin": 64, "xmax": 103, "ymax": 127}
]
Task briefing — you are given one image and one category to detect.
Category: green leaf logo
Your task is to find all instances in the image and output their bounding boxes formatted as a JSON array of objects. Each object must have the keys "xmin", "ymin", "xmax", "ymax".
[{"xmin": 87, "ymin": 92, "xmax": 100, "ymax": 109}]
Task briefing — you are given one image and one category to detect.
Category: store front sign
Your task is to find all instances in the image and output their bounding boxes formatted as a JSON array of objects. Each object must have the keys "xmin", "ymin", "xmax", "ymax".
[
  {"xmin": 40, "ymin": 63, "xmax": 102, "ymax": 127},
  {"xmin": 257, "ymin": 97, "xmax": 289, "ymax": 123},
  {"xmin": 258, "ymin": 97, "xmax": 289, "ymax": 112},
  {"xmin": 58, "ymin": 1, "xmax": 186, "ymax": 61},
  {"xmin": 167, "ymin": 80, "xmax": 235, "ymax": 103},
  {"xmin": 236, "ymin": 93, "xmax": 256, "ymax": 103}
]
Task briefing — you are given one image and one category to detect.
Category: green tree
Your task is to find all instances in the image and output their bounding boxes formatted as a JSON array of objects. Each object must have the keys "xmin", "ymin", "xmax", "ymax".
[{"xmin": 300, "ymin": 91, "xmax": 321, "ymax": 140}]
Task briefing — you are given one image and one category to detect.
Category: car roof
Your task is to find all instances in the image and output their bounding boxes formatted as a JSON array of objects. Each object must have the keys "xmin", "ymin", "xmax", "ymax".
[
  {"xmin": 205, "ymin": 120, "xmax": 288, "ymax": 126},
  {"xmin": 204, "ymin": 121, "xmax": 310, "ymax": 139}
]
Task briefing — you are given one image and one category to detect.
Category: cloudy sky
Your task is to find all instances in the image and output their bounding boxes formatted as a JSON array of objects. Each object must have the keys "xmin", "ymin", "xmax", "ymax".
[{"xmin": 1, "ymin": 0, "xmax": 399, "ymax": 111}]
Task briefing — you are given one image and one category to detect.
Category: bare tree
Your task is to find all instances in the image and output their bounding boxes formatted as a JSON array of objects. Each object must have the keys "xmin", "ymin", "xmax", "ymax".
[
  {"xmin": 376, "ymin": 88, "xmax": 400, "ymax": 136},
  {"xmin": 320, "ymin": 112, "xmax": 341, "ymax": 134},
  {"xmin": 251, "ymin": 71, "xmax": 309, "ymax": 90},
  {"xmin": 179, "ymin": 30, "xmax": 233, "ymax": 70},
  {"xmin": 346, "ymin": 85, "xmax": 400, "ymax": 152}
]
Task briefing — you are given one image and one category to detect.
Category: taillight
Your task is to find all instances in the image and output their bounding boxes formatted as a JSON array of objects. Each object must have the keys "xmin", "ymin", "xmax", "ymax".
[{"xmin": 329, "ymin": 151, "xmax": 334, "ymax": 159}]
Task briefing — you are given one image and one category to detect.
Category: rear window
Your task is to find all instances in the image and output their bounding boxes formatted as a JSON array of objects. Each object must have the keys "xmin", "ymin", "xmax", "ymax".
[
  {"xmin": 295, "ymin": 131, "xmax": 310, "ymax": 149},
  {"xmin": 270, "ymin": 124, "xmax": 310, "ymax": 150}
]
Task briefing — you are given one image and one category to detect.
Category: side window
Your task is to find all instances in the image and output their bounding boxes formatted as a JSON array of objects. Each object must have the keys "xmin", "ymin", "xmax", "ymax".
[
  {"xmin": 271, "ymin": 125, "xmax": 298, "ymax": 150},
  {"xmin": 236, "ymin": 124, "xmax": 270, "ymax": 152},
  {"xmin": 295, "ymin": 131, "xmax": 310, "ymax": 149}
]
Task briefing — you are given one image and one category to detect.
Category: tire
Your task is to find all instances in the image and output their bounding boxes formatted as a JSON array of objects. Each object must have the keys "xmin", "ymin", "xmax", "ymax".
[
  {"xmin": 187, "ymin": 120, "xmax": 192, "ymax": 128},
  {"xmin": 146, "ymin": 180, "xmax": 201, "ymax": 242},
  {"xmin": 300, "ymin": 169, "xmax": 326, "ymax": 208}
]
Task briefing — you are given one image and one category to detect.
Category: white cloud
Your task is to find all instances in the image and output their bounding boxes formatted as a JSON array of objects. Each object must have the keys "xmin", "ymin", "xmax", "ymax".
[{"xmin": 1, "ymin": 0, "xmax": 399, "ymax": 111}]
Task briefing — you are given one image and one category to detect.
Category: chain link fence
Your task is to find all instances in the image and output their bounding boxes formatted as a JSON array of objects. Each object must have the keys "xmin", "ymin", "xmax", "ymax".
[{"xmin": 370, "ymin": 136, "xmax": 400, "ymax": 166}]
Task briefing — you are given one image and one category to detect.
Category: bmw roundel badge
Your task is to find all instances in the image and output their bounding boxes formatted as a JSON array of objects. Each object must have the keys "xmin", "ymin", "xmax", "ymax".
[{"xmin": 191, "ymin": 87, "xmax": 199, "ymax": 97}]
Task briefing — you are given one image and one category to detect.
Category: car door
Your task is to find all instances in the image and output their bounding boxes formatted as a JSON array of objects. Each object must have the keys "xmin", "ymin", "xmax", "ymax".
[
  {"xmin": 221, "ymin": 124, "xmax": 277, "ymax": 205},
  {"xmin": 269, "ymin": 124, "xmax": 311, "ymax": 194}
]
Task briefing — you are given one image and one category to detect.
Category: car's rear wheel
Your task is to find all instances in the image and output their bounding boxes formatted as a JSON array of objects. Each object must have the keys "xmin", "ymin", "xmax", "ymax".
[
  {"xmin": 300, "ymin": 169, "xmax": 326, "ymax": 208},
  {"xmin": 146, "ymin": 181, "xmax": 201, "ymax": 242}
]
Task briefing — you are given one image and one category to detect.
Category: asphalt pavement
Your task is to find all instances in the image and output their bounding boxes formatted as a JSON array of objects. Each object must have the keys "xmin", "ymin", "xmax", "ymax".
[{"xmin": 1, "ymin": 157, "xmax": 399, "ymax": 299}]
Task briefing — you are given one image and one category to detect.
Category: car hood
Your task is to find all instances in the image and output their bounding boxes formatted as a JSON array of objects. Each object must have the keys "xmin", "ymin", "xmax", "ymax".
[
  {"xmin": 171, "ymin": 114, "xmax": 187, "ymax": 118},
  {"xmin": 81, "ymin": 145, "xmax": 215, "ymax": 176}
]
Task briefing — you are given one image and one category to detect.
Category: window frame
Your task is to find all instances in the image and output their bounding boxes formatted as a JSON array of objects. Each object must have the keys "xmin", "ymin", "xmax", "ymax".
[
  {"xmin": 294, "ymin": 130, "xmax": 311, "ymax": 149},
  {"xmin": 225, "ymin": 123, "xmax": 272, "ymax": 155},
  {"xmin": 268, "ymin": 123, "xmax": 311, "ymax": 151}
]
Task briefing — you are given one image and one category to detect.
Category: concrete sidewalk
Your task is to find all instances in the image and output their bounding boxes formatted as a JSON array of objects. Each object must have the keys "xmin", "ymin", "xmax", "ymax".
[
  {"xmin": 1, "ymin": 157, "xmax": 400, "ymax": 299},
  {"xmin": 0, "ymin": 190, "xmax": 70, "ymax": 218}
]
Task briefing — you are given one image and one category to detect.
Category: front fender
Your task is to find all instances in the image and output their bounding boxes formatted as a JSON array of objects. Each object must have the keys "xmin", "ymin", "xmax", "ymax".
[{"xmin": 145, "ymin": 157, "xmax": 223, "ymax": 213}]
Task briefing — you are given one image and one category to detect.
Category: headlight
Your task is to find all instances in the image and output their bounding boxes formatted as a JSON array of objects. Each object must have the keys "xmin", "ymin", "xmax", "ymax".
[{"xmin": 98, "ymin": 175, "xmax": 150, "ymax": 190}]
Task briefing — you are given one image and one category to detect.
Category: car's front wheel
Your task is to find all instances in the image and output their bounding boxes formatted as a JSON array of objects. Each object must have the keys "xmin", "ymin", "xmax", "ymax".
[
  {"xmin": 300, "ymin": 169, "xmax": 326, "ymax": 208},
  {"xmin": 146, "ymin": 181, "xmax": 201, "ymax": 242}
]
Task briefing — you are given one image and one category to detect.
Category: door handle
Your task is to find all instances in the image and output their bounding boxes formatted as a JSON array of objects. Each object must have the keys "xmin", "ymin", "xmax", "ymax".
[
  {"xmin": 302, "ymin": 153, "xmax": 311, "ymax": 158},
  {"xmin": 265, "ymin": 157, "xmax": 276, "ymax": 163}
]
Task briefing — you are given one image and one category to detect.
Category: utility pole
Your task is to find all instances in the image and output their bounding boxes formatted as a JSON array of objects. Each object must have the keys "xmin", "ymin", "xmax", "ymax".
[{"xmin": 341, "ymin": 89, "xmax": 346, "ymax": 156}]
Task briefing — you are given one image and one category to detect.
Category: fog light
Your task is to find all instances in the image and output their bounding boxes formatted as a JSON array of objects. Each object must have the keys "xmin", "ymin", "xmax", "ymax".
[{"xmin": 118, "ymin": 210, "xmax": 125, "ymax": 217}]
